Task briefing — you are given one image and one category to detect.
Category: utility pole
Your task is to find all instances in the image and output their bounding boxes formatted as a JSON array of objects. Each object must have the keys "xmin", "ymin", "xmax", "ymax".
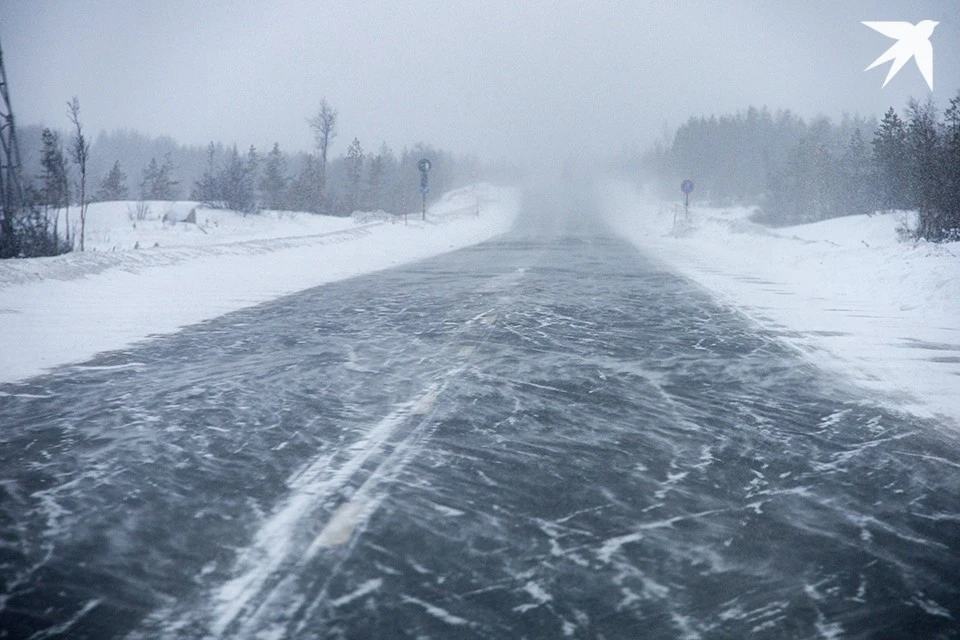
[{"xmin": 0, "ymin": 38, "xmax": 27, "ymax": 257}]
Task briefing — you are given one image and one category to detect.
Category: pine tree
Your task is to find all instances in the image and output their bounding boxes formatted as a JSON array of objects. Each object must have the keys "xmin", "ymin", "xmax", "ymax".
[
  {"xmin": 216, "ymin": 146, "xmax": 256, "ymax": 213},
  {"xmin": 39, "ymin": 129, "xmax": 69, "ymax": 211},
  {"xmin": 905, "ymin": 97, "xmax": 942, "ymax": 239},
  {"xmin": 39, "ymin": 128, "xmax": 70, "ymax": 244},
  {"xmin": 872, "ymin": 107, "xmax": 908, "ymax": 211},
  {"xmin": 366, "ymin": 142, "xmax": 396, "ymax": 212},
  {"xmin": 140, "ymin": 153, "xmax": 179, "ymax": 200},
  {"xmin": 245, "ymin": 145, "xmax": 260, "ymax": 211},
  {"xmin": 259, "ymin": 142, "xmax": 288, "ymax": 210},
  {"xmin": 289, "ymin": 155, "xmax": 322, "ymax": 213},
  {"xmin": 191, "ymin": 143, "xmax": 219, "ymax": 205},
  {"xmin": 345, "ymin": 137, "xmax": 364, "ymax": 214},
  {"xmin": 940, "ymin": 90, "xmax": 960, "ymax": 239},
  {"xmin": 96, "ymin": 160, "xmax": 129, "ymax": 201},
  {"xmin": 838, "ymin": 129, "xmax": 875, "ymax": 215}
]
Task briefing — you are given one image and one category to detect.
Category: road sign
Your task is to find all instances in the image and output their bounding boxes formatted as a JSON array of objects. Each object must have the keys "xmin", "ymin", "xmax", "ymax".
[
  {"xmin": 680, "ymin": 179, "xmax": 694, "ymax": 194},
  {"xmin": 418, "ymin": 159, "xmax": 431, "ymax": 221}
]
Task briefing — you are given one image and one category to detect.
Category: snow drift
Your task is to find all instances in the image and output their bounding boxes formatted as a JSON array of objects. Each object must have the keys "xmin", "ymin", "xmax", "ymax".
[
  {"xmin": 600, "ymin": 180, "xmax": 960, "ymax": 425},
  {"xmin": 0, "ymin": 184, "xmax": 518, "ymax": 383}
]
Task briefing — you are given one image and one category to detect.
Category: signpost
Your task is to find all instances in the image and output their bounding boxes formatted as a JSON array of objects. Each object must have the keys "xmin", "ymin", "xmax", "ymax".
[
  {"xmin": 418, "ymin": 158, "xmax": 432, "ymax": 221},
  {"xmin": 680, "ymin": 179, "xmax": 694, "ymax": 219}
]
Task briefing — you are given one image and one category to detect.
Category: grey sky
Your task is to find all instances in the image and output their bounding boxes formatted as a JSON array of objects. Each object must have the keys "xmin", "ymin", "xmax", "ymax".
[{"xmin": 1, "ymin": 1, "xmax": 958, "ymax": 163}]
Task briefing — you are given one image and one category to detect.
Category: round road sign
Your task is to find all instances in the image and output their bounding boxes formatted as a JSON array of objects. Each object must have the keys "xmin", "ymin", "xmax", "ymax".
[{"xmin": 680, "ymin": 179, "xmax": 694, "ymax": 194}]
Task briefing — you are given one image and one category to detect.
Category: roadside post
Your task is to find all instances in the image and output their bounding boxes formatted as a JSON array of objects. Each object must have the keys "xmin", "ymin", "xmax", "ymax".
[
  {"xmin": 418, "ymin": 158, "xmax": 431, "ymax": 221},
  {"xmin": 680, "ymin": 179, "xmax": 694, "ymax": 219},
  {"xmin": 680, "ymin": 178, "xmax": 693, "ymax": 221}
]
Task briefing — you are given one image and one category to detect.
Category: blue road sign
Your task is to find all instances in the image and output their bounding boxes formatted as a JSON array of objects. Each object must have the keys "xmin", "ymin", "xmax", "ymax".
[{"xmin": 681, "ymin": 179, "xmax": 694, "ymax": 194}]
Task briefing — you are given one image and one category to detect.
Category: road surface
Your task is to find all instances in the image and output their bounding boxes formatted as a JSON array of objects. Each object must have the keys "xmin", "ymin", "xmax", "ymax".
[{"xmin": 2, "ymin": 199, "xmax": 960, "ymax": 639}]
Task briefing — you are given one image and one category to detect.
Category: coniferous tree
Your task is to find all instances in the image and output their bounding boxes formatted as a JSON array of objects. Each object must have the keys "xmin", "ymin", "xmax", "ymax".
[
  {"xmin": 938, "ymin": 90, "xmax": 960, "ymax": 239},
  {"xmin": 140, "ymin": 153, "xmax": 179, "ymax": 200},
  {"xmin": 288, "ymin": 155, "xmax": 323, "ymax": 213},
  {"xmin": 245, "ymin": 145, "xmax": 260, "ymax": 209},
  {"xmin": 216, "ymin": 145, "xmax": 256, "ymax": 213},
  {"xmin": 905, "ymin": 97, "xmax": 942, "ymax": 239},
  {"xmin": 838, "ymin": 129, "xmax": 875, "ymax": 216},
  {"xmin": 366, "ymin": 142, "xmax": 394, "ymax": 211},
  {"xmin": 259, "ymin": 142, "xmax": 288, "ymax": 210},
  {"xmin": 872, "ymin": 107, "xmax": 909, "ymax": 211},
  {"xmin": 191, "ymin": 143, "xmax": 219, "ymax": 205},
  {"xmin": 39, "ymin": 128, "xmax": 70, "ymax": 244},
  {"xmin": 96, "ymin": 160, "xmax": 129, "ymax": 201},
  {"xmin": 345, "ymin": 137, "xmax": 364, "ymax": 214},
  {"xmin": 39, "ymin": 129, "xmax": 69, "ymax": 211}
]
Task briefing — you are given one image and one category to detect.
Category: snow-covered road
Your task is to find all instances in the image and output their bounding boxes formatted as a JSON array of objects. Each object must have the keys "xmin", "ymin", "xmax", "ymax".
[
  {"xmin": 2, "ymin": 197, "xmax": 959, "ymax": 639},
  {"xmin": 0, "ymin": 184, "xmax": 517, "ymax": 383}
]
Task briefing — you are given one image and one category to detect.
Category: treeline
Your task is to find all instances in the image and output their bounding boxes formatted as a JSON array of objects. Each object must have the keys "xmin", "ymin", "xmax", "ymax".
[
  {"xmin": 186, "ymin": 138, "xmax": 473, "ymax": 216},
  {"xmin": 20, "ymin": 122, "xmax": 481, "ymax": 217},
  {"xmin": 5, "ymin": 98, "xmax": 506, "ymax": 258},
  {"xmin": 632, "ymin": 90, "xmax": 960, "ymax": 242}
]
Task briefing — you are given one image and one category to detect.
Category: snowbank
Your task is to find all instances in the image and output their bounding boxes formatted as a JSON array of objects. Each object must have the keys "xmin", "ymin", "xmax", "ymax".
[
  {"xmin": 599, "ymin": 180, "xmax": 960, "ymax": 424},
  {"xmin": 0, "ymin": 184, "xmax": 518, "ymax": 384},
  {"xmin": 54, "ymin": 200, "xmax": 358, "ymax": 252}
]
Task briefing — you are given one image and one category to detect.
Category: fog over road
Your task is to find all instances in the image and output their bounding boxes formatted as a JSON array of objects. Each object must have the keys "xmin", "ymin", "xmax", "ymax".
[{"xmin": 2, "ymin": 195, "xmax": 959, "ymax": 639}]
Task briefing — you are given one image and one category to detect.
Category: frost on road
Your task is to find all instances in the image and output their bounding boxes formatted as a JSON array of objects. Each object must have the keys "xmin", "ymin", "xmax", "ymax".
[{"xmin": 2, "ymin": 205, "xmax": 959, "ymax": 639}]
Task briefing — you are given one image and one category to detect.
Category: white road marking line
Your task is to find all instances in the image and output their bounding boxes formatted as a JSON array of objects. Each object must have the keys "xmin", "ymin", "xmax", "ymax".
[
  {"xmin": 169, "ymin": 301, "xmax": 510, "ymax": 637},
  {"xmin": 413, "ymin": 393, "xmax": 437, "ymax": 415},
  {"xmin": 312, "ymin": 500, "xmax": 369, "ymax": 548}
]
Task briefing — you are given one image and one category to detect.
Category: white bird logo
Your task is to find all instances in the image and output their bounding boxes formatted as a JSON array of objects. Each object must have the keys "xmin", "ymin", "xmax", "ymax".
[{"xmin": 862, "ymin": 20, "xmax": 938, "ymax": 90}]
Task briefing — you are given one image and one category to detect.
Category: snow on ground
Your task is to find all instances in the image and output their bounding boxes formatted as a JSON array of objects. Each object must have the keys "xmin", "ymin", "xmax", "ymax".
[
  {"xmin": 59, "ymin": 200, "xmax": 359, "ymax": 252},
  {"xmin": 0, "ymin": 184, "xmax": 518, "ymax": 384},
  {"xmin": 599, "ymin": 180, "xmax": 960, "ymax": 425}
]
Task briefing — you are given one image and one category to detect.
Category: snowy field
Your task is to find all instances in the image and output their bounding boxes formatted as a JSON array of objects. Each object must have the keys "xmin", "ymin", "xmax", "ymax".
[
  {"xmin": 0, "ymin": 184, "xmax": 518, "ymax": 383},
  {"xmin": 600, "ymin": 181, "xmax": 960, "ymax": 426}
]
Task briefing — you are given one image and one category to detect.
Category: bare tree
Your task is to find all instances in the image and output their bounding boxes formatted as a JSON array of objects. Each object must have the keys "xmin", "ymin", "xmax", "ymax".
[
  {"xmin": 307, "ymin": 99, "xmax": 337, "ymax": 211},
  {"xmin": 67, "ymin": 96, "xmax": 89, "ymax": 251}
]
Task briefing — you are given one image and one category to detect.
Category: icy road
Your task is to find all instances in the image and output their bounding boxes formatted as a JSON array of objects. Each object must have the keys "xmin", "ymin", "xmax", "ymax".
[{"xmin": 2, "ymin": 202, "xmax": 960, "ymax": 639}]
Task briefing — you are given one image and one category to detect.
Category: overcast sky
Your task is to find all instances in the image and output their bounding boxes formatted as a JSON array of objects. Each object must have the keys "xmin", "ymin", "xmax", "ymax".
[{"xmin": 2, "ymin": 1, "xmax": 958, "ymax": 164}]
